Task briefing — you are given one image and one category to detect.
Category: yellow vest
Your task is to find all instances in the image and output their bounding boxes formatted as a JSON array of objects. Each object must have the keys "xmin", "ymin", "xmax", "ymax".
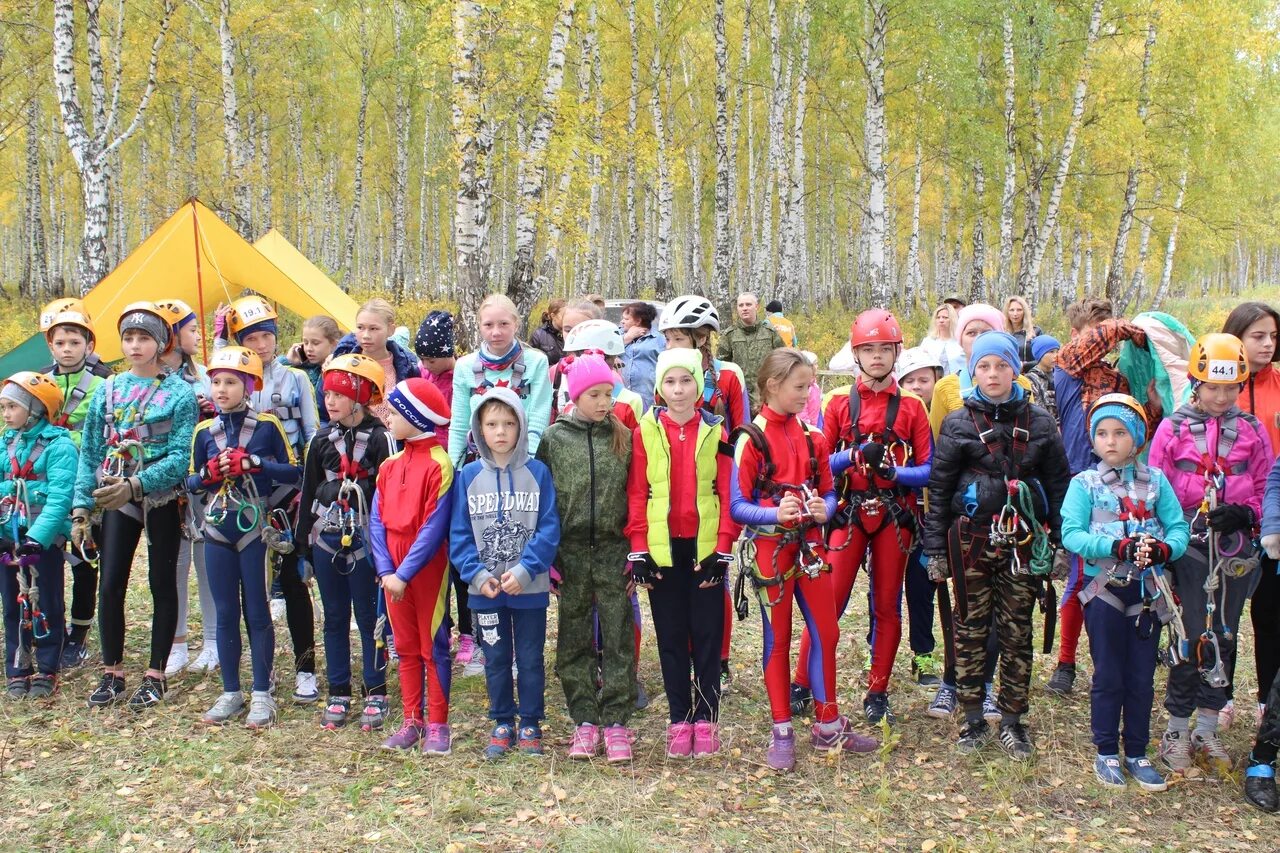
[
  {"xmin": 639, "ymin": 410, "xmax": 722, "ymax": 566},
  {"xmin": 769, "ymin": 315, "xmax": 797, "ymax": 347},
  {"xmin": 616, "ymin": 386, "xmax": 644, "ymax": 421}
]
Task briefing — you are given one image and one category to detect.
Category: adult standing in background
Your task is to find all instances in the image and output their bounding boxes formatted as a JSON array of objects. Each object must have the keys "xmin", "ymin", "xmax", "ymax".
[
  {"xmin": 717, "ymin": 292, "xmax": 784, "ymax": 395},
  {"xmin": 530, "ymin": 299, "xmax": 567, "ymax": 366},
  {"xmin": 920, "ymin": 302, "xmax": 965, "ymax": 376},
  {"xmin": 621, "ymin": 302, "xmax": 663, "ymax": 409},
  {"xmin": 765, "ymin": 300, "xmax": 798, "ymax": 347},
  {"xmin": 1003, "ymin": 295, "xmax": 1042, "ymax": 369}
]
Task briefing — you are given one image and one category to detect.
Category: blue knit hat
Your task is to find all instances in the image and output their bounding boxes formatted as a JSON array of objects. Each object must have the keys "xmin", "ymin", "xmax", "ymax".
[
  {"xmin": 1089, "ymin": 393, "xmax": 1148, "ymax": 451},
  {"xmin": 414, "ymin": 311, "xmax": 455, "ymax": 359},
  {"xmin": 1030, "ymin": 335, "xmax": 1061, "ymax": 363},
  {"xmin": 968, "ymin": 331, "xmax": 1022, "ymax": 377},
  {"xmin": 235, "ymin": 317, "xmax": 277, "ymax": 343}
]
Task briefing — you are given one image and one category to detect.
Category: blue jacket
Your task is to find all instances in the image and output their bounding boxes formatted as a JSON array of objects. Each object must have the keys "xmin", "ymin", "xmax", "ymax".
[
  {"xmin": 1060, "ymin": 461, "xmax": 1190, "ymax": 578},
  {"xmin": 186, "ymin": 408, "xmax": 300, "ymax": 500},
  {"xmin": 450, "ymin": 387, "xmax": 559, "ymax": 609},
  {"xmin": 0, "ymin": 419, "xmax": 78, "ymax": 547},
  {"xmin": 1263, "ymin": 455, "xmax": 1280, "ymax": 539},
  {"xmin": 1054, "ymin": 366, "xmax": 1095, "ymax": 475},
  {"xmin": 332, "ymin": 334, "xmax": 422, "ymax": 385},
  {"xmin": 622, "ymin": 330, "xmax": 664, "ymax": 411}
]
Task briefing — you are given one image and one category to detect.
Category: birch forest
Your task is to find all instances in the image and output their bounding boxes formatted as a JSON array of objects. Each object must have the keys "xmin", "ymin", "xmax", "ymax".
[{"xmin": 2, "ymin": 0, "xmax": 1279, "ymax": 330}]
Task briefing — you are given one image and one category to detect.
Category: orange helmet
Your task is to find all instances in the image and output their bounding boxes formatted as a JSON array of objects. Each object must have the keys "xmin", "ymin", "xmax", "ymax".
[
  {"xmin": 1189, "ymin": 333, "xmax": 1249, "ymax": 385},
  {"xmin": 117, "ymin": 301, "xmax": 175, "ymax": 354},
  {"xmin": 39, "ymin": 298, "xmax": 86, "ymax": 333},
  {"xmin": 43, "ymin": 308, "xmax": 96, "ymax": 344},
  {"xmin": 323, "ymin": 353, "xmax": 386, "ymax": 406},
  {"xmin": 226, "ymin": 296, "xmax": 278, "ymax": 338},
  {"xmin": 2, "ymin": 372, "xmax": 64, "ymax": 420},
  {"xmin": 155, "ymin": 299, "xmax": 198, "ymax": 332},
  {"xmin": 207, "ymin": 346, "xmax": 264, "ymax": 384}
]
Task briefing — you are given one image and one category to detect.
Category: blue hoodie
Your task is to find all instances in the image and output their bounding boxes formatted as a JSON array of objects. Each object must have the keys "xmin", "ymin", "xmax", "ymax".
[{"xmin": 449, "ymin": 386, "xmax": 559, "ymax": 609}]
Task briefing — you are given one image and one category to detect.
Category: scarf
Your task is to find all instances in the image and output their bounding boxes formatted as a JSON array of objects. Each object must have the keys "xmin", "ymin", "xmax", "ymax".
[{"xmin": 479, "ymin": 340, "xmax": 523, "ymax": 373}]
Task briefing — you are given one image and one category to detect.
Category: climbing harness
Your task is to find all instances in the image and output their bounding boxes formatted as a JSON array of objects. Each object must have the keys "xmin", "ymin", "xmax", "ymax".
[
  {"xmin": 967, "ymin": 407, "xmax": 1052, "ymax": 576},
  {"xmin": 311, "ymin": 426, "xmax": 382, "ymax": 575},
  {"xmin": 828, "ymin": 390, "xmax": 915, "ymax": 553}
]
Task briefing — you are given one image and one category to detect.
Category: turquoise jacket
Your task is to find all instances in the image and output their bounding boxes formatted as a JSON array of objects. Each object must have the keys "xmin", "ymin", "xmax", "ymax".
[
  {"xmin": 0, "ymin": 419, "xmax": 79, "ymax": 547},
  {"xmin": 73, "ymin": 371, "xmax": 199, "ymax": 510},
  {"xmin": 447, "ymin": 344, "xmax": 552, "ymax": 468}
]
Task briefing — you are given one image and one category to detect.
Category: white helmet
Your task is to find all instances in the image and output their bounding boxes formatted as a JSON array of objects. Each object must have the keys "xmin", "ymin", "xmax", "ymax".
[
  {"xmin": 564, "ymin": 319, "xmax": 625, "ymax": 356},
  {"xmin": 896, "ymin": 347, "xmax": 943, "ymax": 380},
  {"xmin": 658, "ymin": 296, "xmax": 720, "ymax": 332}
]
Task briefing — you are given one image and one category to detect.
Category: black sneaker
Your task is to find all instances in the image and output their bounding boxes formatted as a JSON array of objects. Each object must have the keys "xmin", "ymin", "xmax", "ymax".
[
  {"xmin": 60, "ymin": 636, "xmax": 89, "ymax": 670},
  {"xmin": 87, "ymin": 673, "xmax": 126, "ymax": 708},
  {"xmin": 957, "ymin": 719, "xmax": 990, "ymax": 753},
  {"xmin": 863, "ymin": 691, "xmax": 896, "ymax": 725},
  {"xmin": 27, "ymin": 674, "xmax": 56, "ymax": 700},
  {"xmin": 998, "ymin": 722, "xmax": 1034, "ymax": 761},
  {"xmin": 789, "ymin": 683, "xmax": 813, "ymax": 716},
  {"xmin": 911, "ymin": 653, "xmax": 942, "ymax": 688},
  {"xmin": 126, "ymin": 675, "xmax": 166, "ymax": 712},
  {"xmin": 6, "ymin": 677, "xmax": 28, "ymax": 700},
  {"xmin": 1245, "ymin": 759, "xmax": 1279, "ymax": 813},
  {"xmin": 1046, "ymin": 663, "xmax": 1076, "ymax": 696}
]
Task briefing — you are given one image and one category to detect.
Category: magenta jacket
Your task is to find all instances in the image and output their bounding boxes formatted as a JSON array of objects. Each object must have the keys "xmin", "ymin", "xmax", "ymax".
[{"xmin": 1148, "ymin": 403, "xmax": 1272, "ymax": 515}]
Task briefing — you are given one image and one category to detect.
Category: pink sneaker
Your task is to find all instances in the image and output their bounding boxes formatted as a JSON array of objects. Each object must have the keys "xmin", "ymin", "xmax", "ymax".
[
  {"xmin": 568, "ymin": 723, "xmax": 600, "ymax": 759},
  {"xmin": 604, "ymin": 724, "xmax": 633, "ymax": 763},
  {"xmin": 421, "ymin": 722, "xmax": 452, "ymax": 755},
  {"xmin": 693, "ymin": 720, "xmax": 720, "ymax": 758},
  {"xmin": 811, "ymin": 716, "xmax": 878, "ymax": 753},
  {"xmin": 455, "ymin": 634, "xmax": 476, "ymax": 665},
  {"xmin": 767, "ymin": 728, "xmax": 796, "ymax": 771},
  {"xmin": 666, "ymin": 722, "xmax": 694, "ymax": 758}
]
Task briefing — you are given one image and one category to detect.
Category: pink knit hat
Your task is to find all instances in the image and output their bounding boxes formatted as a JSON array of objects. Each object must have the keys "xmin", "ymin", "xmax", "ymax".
[
  {"xmin": 563, "ymin": 353, "xmax": 615, "ymax": 401},
  {"xmin": 956, "ymin": 303, "xmax": 1005, "ymax": 340}
]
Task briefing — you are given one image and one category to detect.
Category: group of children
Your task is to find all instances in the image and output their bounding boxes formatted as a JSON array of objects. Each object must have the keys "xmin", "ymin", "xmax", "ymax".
[{"xmin": 6, "ymin": 290, "xmax": 1280, "ymax": 813}]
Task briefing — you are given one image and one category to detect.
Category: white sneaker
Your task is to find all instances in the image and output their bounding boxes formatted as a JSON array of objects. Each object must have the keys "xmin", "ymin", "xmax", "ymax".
[
  {"xmin": 163, "ymin": 643, "xmax": 190, "ymax": 678},
  {"xmin": 190, "ymin": 646, "xmax": 220, "ymax": 673},
  {"xmin": 462, "ymin": 647, "xmax": 486, "ymax": 677},
  {"xmin": 293, "ymin": 671, "xmax": 319, "ymax": 704},
  {"xmin": 270, "ymin": 598, "xmax": 286, "ymax": 623}
]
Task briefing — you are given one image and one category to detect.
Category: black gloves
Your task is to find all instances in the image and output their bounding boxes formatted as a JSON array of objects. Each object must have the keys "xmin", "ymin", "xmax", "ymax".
[
  {"xmin": 628, "ymin": 552, "xmax": 661, "ymax": 587},
  {"xmin": 859, "ymin": 442, "xmax": 896, "ymax": 481},
  {"xmin": 698, "ymin": 552, "xmax": 734, "ymax": 585},
  {"xmin": 1113, "ymin": 538, "xmax": 1142, "ymax": 563},
  {"xmin": 16, "ymin": 538, "xmax": 40, "ymax": 557},
  {"xmin": 1112, "ymin": 536, "xmax": 1174, "ymax": 567},
  {"xmin": 1208, "ymin": 503, "xmax": 1255, "ymax": 537}
]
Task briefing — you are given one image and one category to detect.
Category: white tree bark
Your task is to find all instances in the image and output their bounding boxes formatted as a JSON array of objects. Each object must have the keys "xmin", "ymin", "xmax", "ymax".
[
  {"xmin": 1106, "ymin": 19, "xmax": 1155, "ymax": 302},
  {"xmin": 863, "ymin": 0, "xmax": 889, "ymax": 306},
  {"xmin": 756, "ymin": 0, "xmax": 785, "ymax": 295},
  {"xmin": 578, "ymin": 1, "xmax": 604, "ymax": 293},
  {"xmin": 1018, "ymin": 0, "xmax": 1104, "ymax": 292},
  {"xmin": 22, "ymin": 98, "xmax": 50, "ymax": 297},
  {"xmin": 453, "ymin": 0, "xmax": 493, "ymax": 345},
  {"xmin": 998, "ymin": 11, "xmax": 1016, "ymax": 292},
  {"xmin": 340, "ymin": 11, "xmax": 371, "ymax": 283},
  {"xmin": 649, "ymin": 0, "xmax": 672, "ymax": 299},
  {"xmin": 780, "ymin": 2, "xmax": 810, "ymax": 307},
  {"xmin": 53, "ymin": 0, "xmax": 173, "ymax": 289},
  {"xmin": 212, "ymin": 0, "xmax": 252, "ymax": 236},
  {"xmin": 712, "ymin": 0, "xmax": 731, "ymax": 305},
  {"xmin": 971, "ymin": 161, "xmax": 987, "ymax": 302},
  {"xmin": 625, "ymin": 0, "xmax": 639, "ymax": 293},
  {"xmin": 1154, "ymin": 170, "xmax": 1187, "ymax": 309},
  {"xmin": 906, "ymin": 135, "xmax": 923, "ymax": 310},
  {"xmin": 1123, "ymin": 182, "xmax": 1160, "ymax": 309},
  {"xmin": 390, "ymin": 1, "xmax": 410, "ymax": 297},
  {"xmin": 507, "ymin": 0, "xmax": 575, "ymax": 316}
]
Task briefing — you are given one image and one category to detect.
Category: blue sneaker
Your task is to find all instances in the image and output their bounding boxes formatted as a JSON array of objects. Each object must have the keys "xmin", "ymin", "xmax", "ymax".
[
  {"xmin": 1124, "ymin": 756, "xmax": 1168, "ymax": 792},
  {"xmin": 1094, "ymin": 754, "xmax": 1125, "ymax": 789},
  {"xmin": 485, "ymin": 724, "xmax": 514, "ymax": 760}
]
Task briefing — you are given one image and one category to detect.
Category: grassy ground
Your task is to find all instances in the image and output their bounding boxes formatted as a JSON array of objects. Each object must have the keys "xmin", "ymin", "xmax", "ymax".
[{"xmin": 0, "ymin": 558, "xmax": 1273, "ymax": 852}]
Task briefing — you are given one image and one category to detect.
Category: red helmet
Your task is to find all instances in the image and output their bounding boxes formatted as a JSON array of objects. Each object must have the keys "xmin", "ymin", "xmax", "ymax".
[{"xmin": 850, "ymin": 309, "xmax": 903, "ymax": 348}]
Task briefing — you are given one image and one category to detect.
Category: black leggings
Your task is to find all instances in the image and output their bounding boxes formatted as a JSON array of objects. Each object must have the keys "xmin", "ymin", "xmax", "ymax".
[
  {"xmin": 1250, "ymin": 559, "xmax": 1280, "ymax": 704},
  {"xmin": 98, "ymin": 503, "xmax": 181, "ymax": 672},
  {"xmin": 451, "ymin": 564, "xmax": 472, "ymax": 636},
  {"xmin": 276, "ymin": 549, "xmax": 316, "ymax": 674}
]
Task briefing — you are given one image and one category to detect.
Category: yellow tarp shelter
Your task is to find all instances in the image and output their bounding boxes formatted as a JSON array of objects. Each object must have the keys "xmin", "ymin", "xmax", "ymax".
[{"xmin": 86, "ymin": 198, "xmax": 359, "ymax": 361}]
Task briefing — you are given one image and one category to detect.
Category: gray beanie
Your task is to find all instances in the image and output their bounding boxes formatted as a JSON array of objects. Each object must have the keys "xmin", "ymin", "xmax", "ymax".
[
  {"xmin": 118, "ymin": 310, "xmax": 171, "ymax": 351},
  {"xmin": 0, "ymin": 384, "xmax": 45, "ymax": 419}
]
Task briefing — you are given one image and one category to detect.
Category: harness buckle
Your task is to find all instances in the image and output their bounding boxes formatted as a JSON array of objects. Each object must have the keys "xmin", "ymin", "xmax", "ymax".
[{"xmin": 1011, "ymin": 427, "xmax": 1031, "ymax": 443}]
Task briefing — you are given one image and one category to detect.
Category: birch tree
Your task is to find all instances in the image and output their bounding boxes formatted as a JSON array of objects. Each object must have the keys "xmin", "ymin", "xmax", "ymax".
[
  {"xmin": 52, "ymin": 0, "xmax": 174, "ymax": 289},
  {"xmin": 863, "ymin": 0, "xmax": 889, "ymax": 306},
  {"xmin": 340, "ymin": 10, "xmax": 371, "ymax": 284},
  {"xmin": 711, "ymin": 0, "xmax": 731, "ymax": 305},
  {"xmin": 649, "ymin": 0, "xmax": 672, "ymax": 299},
  {"xmin": 1105, "ymin": 18, "xmax": 1155, "ymax": 302},
  {"xmin": 453, "ymin": 0, "xmax": 493, "ymax": 345},
  {"xmin": 997, "ymin": 10, "xmax": 1015, "ymax": 292}
]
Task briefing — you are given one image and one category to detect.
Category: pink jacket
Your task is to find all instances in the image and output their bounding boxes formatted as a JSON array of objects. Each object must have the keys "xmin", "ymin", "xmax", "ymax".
[{"xmin": 1148, "ymin": 404, "xmax": 1272, "ymax": 515}]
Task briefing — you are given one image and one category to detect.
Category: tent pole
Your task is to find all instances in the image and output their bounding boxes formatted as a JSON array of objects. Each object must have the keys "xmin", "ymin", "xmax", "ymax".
[{"xmin": 191, "ymin": 200, "xmax": 209, "ymax": 362}]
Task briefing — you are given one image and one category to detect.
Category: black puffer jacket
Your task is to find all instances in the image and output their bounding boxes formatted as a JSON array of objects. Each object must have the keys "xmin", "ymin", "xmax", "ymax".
[{"xmin": 921, "ymin": 391, "xmax": 1070, "ymax": 557}]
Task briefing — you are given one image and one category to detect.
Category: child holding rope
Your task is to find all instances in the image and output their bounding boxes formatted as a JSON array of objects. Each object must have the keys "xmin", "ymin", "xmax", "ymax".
[
  {"xmin": 0, "ymin": 373, "xmax": 77, "ymax": 699},
  {"xmin": 72, "ymin": 302, "xmax": 198, "ymax": 710},
  {"xmin": 37, "ymin": 299, "xmax": 110, "ymax": 670},
  {"xmin": 1148, "ymin": 333, "xmax": 1271, "ymax": 777},
  {"xmin": 188, "ymin": 347, "xmax": 299, "ymax": 729},
  {"xmin": 731, "ymin": 348, "xmax": 877, "ymax": 772},
  {"xmin": 536, "ymin": 354, "xmax": 636, "ymax": 762},
  {"xmin": 922, "ymin": 331, "xmax": 1069, "ymax": 760},
  {"xmin": 1061, "ymin": 394, "xmax": 1188, "ymax": 791},
  {"xmin": 371, "ymin": 378, "xmax": 455, "ymax": 754},
  {"xmin": 296, "ymin": 354, "xmax": 399, "ymax": 733},
  {"xmin": 626, "ymin": 349, "xmax": 736, "ymax": 758}
]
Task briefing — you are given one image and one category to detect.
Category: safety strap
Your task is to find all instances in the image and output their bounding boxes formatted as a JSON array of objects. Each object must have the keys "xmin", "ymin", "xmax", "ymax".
[
  {"xmin": 325, "ymin": 427, "xmax": 374, "ymax": 482},
  {"xmin": 1094, "ymin": 462, "xmax": 1157, "ymax": 526},
  {"xmin": 1078, "ymin": 570, "xmax": 1174, "ymax": 625},
  {"xmin": 836, "ymin": 388, "xmax": 911, "ymax": 518},
  {"xmin": 259, "ymin": 363, "xmax": 305, "ymax": 422},
  {"xmin": 1171, "ymin": 409, "xmax": 1249, "ymax": 477},
  {"xmin": 472, "ymin": 353, "xmax": 530, "ymax": 399},
  {"xmin": 208, "ymin": 411, "xmax": 260, "ymax": 455},
  {"xmin": 102, "ymin": 375, "xmax": 171, "ymax": 443},
  {"xmin": 730, "ymin": 421, "xmax": 818, "ymax": 501},
  {"xmin": 968, "ymin": 406, "xmax": 1031, "ymax": 480},
  {"xmin": 52, "ymin": 369, "xmax": 97, "ymax": 428},
  {"xmin": 7, "ymin": 435, "xmax": 48, "ymax": 483}
]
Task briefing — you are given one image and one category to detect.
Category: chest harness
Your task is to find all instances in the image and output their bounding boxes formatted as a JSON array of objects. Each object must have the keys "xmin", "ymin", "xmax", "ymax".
[
  {"xmin": 311, "ymin": 427, "xmax": 386, "ymax": 574},
  {"xmin": 98, "ymin": 374, "xmax": 179, "ymax": 526},
  {"xmin": 829, "ymin": 391, "xmax": 916, "ymax": 551},
  {"xmin": 200, "ymin": 412, "xmax": 272, "ymax": 552},
  {"xmin": 2, "ymin": 434, "xmax": 55, "ymax": 649}
]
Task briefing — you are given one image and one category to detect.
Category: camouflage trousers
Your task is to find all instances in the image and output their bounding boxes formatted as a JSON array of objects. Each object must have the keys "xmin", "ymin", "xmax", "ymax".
[{"xmin": 949, "ymin": 530, "xmax": 1039, "ymax": 717}]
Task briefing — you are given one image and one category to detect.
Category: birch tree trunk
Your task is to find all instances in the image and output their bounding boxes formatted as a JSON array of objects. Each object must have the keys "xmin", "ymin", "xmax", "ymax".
[
  {"xmin": 453, "ymin": 0, "xmax": 493, "ymax": 345},
  {"xmin": 1106, "ymin": 19, "xmax": 1155, "ymax": 303},
  {"xmin": 863, "ymin": 0, "xmax": 889, "ymax": 306},
  {"xmin": 579, "ymin": 1, "xmax": 604, "ymax": 293},
  {"xmin": 757, "ymin": 0, "xmax": 785, "ymax": 295},
  {"xmin": 780, "ymin": 2, "xmax": 810, "ymax": 306},
  {"xmin": 1123, "ymin": 183, "xmax": 1160, "ymax": 310},
  {"xmin": 390, "ymin": 1, "xmax": 410, "ymax": 298},
  {"xmin": 906, "ymin": 135, "xmax": 923, "ymax": 310},
  {"xmin": 506, "ymin": 0, "xmax": 575, "ymax": 316},
  {"xmin": 712, "ymin": 0, "xmax": 731, "ymax": 305},
  {"xmin": 213, "ymin": 0, "xmax": 252, "ymax": 236},
  {"xmin": 649, "ymin": 0, "xmax": 673, "ymax": 299},
  {"xmin": 971, "ymin": 161, "xmax": 987, "ymax": 302},
  {"xmin": 998, "ymin": 11, "xmax": 1016, "ymax": 292},
  {"xmin": 625, "ymin": 0, "xmax": 639, "ymax": 293},
  {"xmin": 23, "ymin": 98, "xmax": 50, "ymax": 298},
  {"xmin": 1018, "ymin": 0, "xmax": 1104, "ymax": 292},
  {"xmin": 340, "ymin": 12, "xmax": 370, "ymax": 284},
  {"xmin": 53, "ymin": 0, "xmax": 173, "ymax": 290},
  {"xmin": 1153, "ymin": 170, "xmax": 1187, "ymax": 309}
]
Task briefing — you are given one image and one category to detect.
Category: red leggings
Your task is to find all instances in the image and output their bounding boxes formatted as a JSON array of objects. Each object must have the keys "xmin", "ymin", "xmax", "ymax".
[
  {"xmin": 795, "ymin": 513, "xmax": 910, "ymax": 694},
  {"xmin": 721, "ymin": 585, "xmax": 734, "ymax": 661},
  {"xmin": 1058, "ymin": 553, "xmax": 1085, "ymax": 665},
  {"xmin": 754, "ymin": 537, "xmax": 840, "ymax": 724},
  {"xmin": 385, "ymin": 564, "xmax": 452, "ymax": 725}
]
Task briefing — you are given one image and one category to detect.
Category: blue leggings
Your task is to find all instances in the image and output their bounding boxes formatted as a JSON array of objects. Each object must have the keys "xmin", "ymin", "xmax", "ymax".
[
  {"xmin": 312, "ymin": 531, "xmax": 385, "ymax": 696},
  {"xmin": 2, "ymin": 547, "xmax": 65, "ymax": 677},
  {"xmin": 205, "ymin": 537, "xmax": 273, "ymax": 693}
]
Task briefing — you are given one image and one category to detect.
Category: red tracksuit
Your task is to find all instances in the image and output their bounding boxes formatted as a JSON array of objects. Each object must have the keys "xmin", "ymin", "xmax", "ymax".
[
  {"xmin": 794, "ymin": 378, "xmax": 933, "ymax": 695},
  {"xmin": 369, "ymin": 434, "xmax": 454, "ymax": 725},
  {"xmin": 730, "ymin": 406, "xmax": 840, "ymax": 724}
]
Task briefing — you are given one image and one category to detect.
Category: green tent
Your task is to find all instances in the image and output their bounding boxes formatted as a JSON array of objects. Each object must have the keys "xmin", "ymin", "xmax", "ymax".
[{"xmin": 0, "ymin": 332, "xmax": 53, "ymax": 377}]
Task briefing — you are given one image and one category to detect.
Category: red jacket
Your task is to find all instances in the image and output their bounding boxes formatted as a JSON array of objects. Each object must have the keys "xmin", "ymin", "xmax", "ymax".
[
  {"xmin": 1242, "ymin": 363, "xmax": 1280, "ymax": 457},
  {"xmin": 369, "ymin": 433, "xmax": 453, "ymax": 582},
  {"xmin": 822, "ymin": 377, "xmax": 933, "ymax": 506}
]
